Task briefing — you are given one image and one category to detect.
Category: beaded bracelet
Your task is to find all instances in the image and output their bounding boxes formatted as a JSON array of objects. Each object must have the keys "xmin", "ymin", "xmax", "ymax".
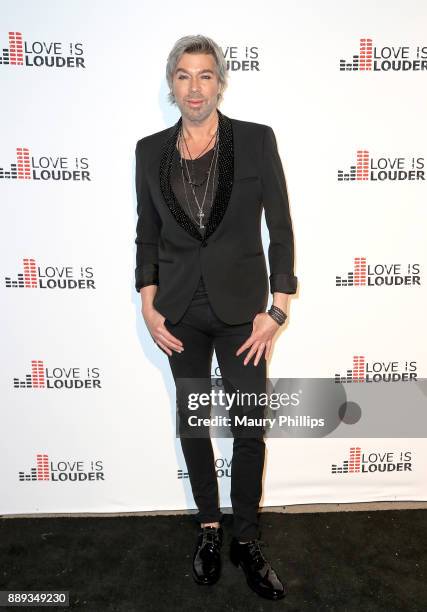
[{"xmin": 267, "ymin": 305, "xmax": 287, "ymax": 326}]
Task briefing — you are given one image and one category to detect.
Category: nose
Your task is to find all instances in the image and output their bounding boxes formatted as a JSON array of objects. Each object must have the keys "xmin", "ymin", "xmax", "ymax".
[{"xmin": 190, "ymin": 77, "xmax": 201, "ymax": 92}]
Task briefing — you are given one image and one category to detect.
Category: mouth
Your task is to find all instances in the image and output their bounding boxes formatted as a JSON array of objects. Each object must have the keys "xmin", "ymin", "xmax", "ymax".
[{"xmin": 187, "ymin": 99, "xmax": 204, "ymax": 106}]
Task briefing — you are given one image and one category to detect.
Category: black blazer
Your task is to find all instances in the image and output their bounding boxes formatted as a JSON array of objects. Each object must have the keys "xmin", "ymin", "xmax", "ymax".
[{"xmin": 134, "ymin": 109, "xmax": 297, "ymax": 325}]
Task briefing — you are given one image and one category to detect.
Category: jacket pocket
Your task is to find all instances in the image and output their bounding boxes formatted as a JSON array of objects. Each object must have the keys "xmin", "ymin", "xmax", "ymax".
[
  {"xmin": 235, "ymin": 175, "xmax": 259, "ymax": 183},
  {"xmin": 159, "ymin": 257, "xmax": 174, "ymax": 264}
]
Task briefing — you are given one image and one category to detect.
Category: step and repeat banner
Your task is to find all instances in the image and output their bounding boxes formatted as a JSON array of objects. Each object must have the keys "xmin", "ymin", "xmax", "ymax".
[{"xmin": 1, "ymin": 0, "xmax": 426, "ymax": 515}]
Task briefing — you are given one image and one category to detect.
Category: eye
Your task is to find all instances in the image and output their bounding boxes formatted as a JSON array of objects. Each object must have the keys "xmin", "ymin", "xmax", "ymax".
[
  {"xmin": 177, "ymin": 75, "xmax": 188, "ymax": 79},
  {"xmin": 201, "ymin": 75, "xmax": 212, "ymax": 79}
]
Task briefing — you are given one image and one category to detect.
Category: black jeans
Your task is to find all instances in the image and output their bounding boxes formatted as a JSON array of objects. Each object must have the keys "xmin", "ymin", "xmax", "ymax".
[{"xmin": 163, "ymin": 276, "xmax": 267, "ymax": 542}]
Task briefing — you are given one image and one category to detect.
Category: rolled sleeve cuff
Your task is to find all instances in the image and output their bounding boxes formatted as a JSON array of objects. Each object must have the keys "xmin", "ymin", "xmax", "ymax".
[
  {"xmin": 135, "ymin": 264, "xmax": 159, "ymax": 292},
  {"xmin": 269, "ymin": 273, "xmax": 298, "ymax": 295}
]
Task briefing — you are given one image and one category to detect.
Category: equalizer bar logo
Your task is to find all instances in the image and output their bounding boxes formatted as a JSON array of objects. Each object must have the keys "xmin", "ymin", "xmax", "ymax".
[
  {"xmin": 338, "ymin": 150, "xmax": 369, "ymax": 181},
  {"xmin": 339, "ymin": 39, "xmax": 373, "ymax": 71},
  {"xmin": 1, "ymin": 32, "xmax": 23, "ymax": 65},
  {"xmin": 339, "ymin": 38, "xmax": 427, "ymax": 72},
  {"xmin": 335, "ymin": 356, "xmax": 366, "ymax": 383},
  {"xmin": 0, "ymin": 147, "xmax": 31, "ymax": 179},
  {"xmin": 5, "ymin": 258, "xmax": 37, "ymax": 287},
  {"xmin": 336, "ymin": 257, "xmax": 367, "ymax": 286},
  {"xmin": 331, "ymin": 447, "xmax": 361, "ymax": 473},
  {"xmin": 19, "ymin": 453, "xmax": 50, "ymax": 481},
  {"xmin": 14, "ymin": 360, "xmax": 46, "ymax": 389}
]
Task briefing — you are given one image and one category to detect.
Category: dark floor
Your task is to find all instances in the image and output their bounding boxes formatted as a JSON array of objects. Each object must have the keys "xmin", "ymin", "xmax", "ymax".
[{"xmin": 0, "ymin": 509, "xmax": 426, "ymax": 611}]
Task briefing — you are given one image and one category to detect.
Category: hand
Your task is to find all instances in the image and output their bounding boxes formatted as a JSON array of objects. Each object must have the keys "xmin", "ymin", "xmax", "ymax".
[
  {"xmin": 235, "ymin": 312, "xmax": 281, "ymax": 366},
  {"xmin": 142, "ymin": 306, "xmax": 184, "ymax": 356}
]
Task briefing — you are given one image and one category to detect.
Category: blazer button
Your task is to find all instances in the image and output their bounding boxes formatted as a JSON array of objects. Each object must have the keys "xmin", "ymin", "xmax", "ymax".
[{"xmin": 201, "ymin": 240, "xmax": 208, "ymax": 247}]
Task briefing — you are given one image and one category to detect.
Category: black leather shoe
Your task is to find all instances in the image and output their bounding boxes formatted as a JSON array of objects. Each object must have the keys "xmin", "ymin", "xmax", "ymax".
[
  {"xmin": 229, "ymin": 537, "xmax": 287, "ymax": 600},
  {"xmin": 192, "ymin": 526, "xmax": 223, "ymax": 585}
]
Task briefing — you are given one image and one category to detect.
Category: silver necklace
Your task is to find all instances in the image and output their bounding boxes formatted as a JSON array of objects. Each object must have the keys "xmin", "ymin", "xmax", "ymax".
[
  {"xmin": 178, "ymin": 127, "xmax": 219, "ymax": 228},
  {"xmin": 180, "ymin": 143, "xmax": 219, "ymax": 229},
  {"xmin": 182, "ymin": 129, "xmax": 216, "ymax": 165}
]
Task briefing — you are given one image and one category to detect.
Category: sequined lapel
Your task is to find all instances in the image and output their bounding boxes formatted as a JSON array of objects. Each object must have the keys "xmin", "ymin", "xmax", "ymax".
[{"xmin": 158, "ymin": 109, "xmax": 234, "ymax": 242}]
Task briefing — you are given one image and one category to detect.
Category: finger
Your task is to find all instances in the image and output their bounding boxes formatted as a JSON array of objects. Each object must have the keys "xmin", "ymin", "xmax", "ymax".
[
  {"xmin": 243, "ymin": 341, "xmax": 261, "ymax": 366},
  {"xmin": 156, "ymin": 340, "xmax": 172, "ymax": 356},
  {"xmin": 254, "ymin": 343, "xmax": 266, "ymax": 367},
  {"xmin": 157, "ymin": 332, "xmax": 183, "ymax": 353},
  {"xmin": 235, "ymin": 335, "xmax": 254, "ymax": 356},
  {"xmin": 253, "ymin": 342, "xmax": 265, "ymax": 366},
  {"xmin": 156, "ymin": 325, "xmax": 183, "ymax": 350},
  {"xmin": 265, "ymin": 340, "xmax": 272, "ymax": 360},
  {"xmin": 161, "ymin": 326, "xmax": 184, "ymax": 349}
]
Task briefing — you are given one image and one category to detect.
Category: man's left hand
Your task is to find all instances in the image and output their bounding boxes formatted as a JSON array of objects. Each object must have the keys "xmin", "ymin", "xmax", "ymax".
[{"xmin": 235, "ymin": 312, "xmax": 281, "ymax": 366}]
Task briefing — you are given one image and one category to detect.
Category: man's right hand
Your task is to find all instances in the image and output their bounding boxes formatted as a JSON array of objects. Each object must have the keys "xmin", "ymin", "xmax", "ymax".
[{"xmin": 142, "ymin": 306, "xmax": 184, "ymax": 356}]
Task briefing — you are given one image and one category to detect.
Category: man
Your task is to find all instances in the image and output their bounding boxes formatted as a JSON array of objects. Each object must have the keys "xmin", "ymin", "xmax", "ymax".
[{"xmin": 134, "ymin": 34, "xmax": 297, "ymax": 601}]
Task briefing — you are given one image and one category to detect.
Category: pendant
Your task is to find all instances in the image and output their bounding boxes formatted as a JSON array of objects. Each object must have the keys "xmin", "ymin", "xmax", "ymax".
[{"xmin": 197, "ymin": 211, "xmax": 205, "ymax": 228}]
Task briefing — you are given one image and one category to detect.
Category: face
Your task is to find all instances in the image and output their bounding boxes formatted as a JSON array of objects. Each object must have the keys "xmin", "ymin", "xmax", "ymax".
[{"xmin": 171, "ymin": 52, "xmax": 221, "ymax": 123}]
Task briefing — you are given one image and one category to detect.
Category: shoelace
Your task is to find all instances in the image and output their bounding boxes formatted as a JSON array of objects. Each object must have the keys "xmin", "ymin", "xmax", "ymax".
[
  {"xmin": 246, "ymin": 539, "xmax": 269, "ymax": 567},
  {"xmin": 201, "ymin": 527, "xmax": 221, "ymax": 552}
]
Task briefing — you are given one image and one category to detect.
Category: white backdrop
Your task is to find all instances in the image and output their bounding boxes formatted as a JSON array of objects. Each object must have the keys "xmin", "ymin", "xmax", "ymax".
[{"xmin": 1, "ymin": 0, "xmax": 426, "ymax": 515}]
